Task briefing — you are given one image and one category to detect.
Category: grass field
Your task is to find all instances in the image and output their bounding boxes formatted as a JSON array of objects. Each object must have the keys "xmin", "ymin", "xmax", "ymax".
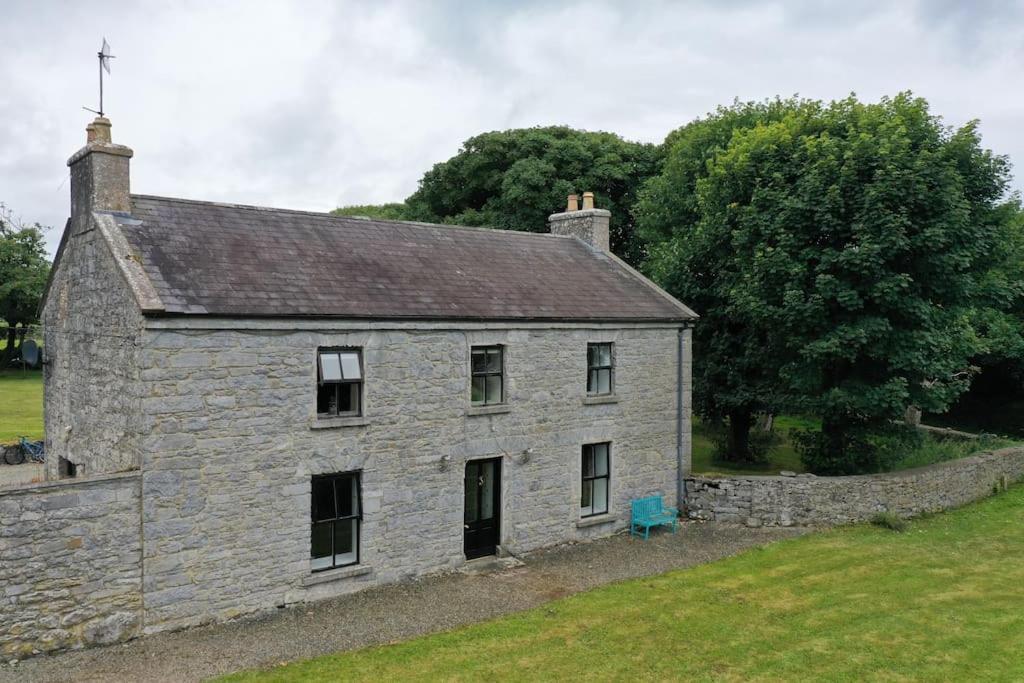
[
  {"xmin": 0, "ymin": 370, "xmax": 43, "ymax": 443},
  {"xmin": 222, "ymin": 484, "xmax": 1024, "ymax": 682}
]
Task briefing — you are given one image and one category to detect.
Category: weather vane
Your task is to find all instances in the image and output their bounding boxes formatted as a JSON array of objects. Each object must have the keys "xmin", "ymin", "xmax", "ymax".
[{"xmin": 83, "ymin": 38, "xmax": 115, "ymax": 117}]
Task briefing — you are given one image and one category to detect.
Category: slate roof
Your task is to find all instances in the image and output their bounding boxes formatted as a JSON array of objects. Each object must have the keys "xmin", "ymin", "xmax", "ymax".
[{"xmin": 119, "ymin": 195, "xmax": 696, "ymax": 322}]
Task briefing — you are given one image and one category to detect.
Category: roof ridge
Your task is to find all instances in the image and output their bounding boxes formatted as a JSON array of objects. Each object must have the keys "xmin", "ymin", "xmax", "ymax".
[{"xmin": 129, "ymin": 194, "xmax": 570, "ymax": 242}]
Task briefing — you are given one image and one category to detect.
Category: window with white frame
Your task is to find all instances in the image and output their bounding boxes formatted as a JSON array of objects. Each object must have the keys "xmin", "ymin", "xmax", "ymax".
[
  {"xmin": 311, "ymin": 472, "xmax": 361, "ymax": 571},
  {"xmin": 317, "ymin": 349, "xmax": 362, "ymax": 417},
  {"xmin": 581, "ymin": 442, "xmax": 610, "ymax": 517}
]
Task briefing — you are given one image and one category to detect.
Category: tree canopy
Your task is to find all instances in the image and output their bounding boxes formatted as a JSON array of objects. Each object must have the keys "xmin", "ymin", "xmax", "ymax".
[
  {"xmin": 639, "ymin": 94, "xmax": 1019, "ymax": 472},
  {"xmin": 334, "ymin": 97, "xmax": 1021, "ymax": 472},
  {"xmin": 0, "ymin": 203, "xmax": 50, "ymax": 363},
  {"xmin": 636, "ymin": 98, "xmax": 820, "ymax": 461},
  {"xmin": 332, "ymin": 203, "xmax": 410, "ymax": 221},
  {"xmin": 393, "ymin": 126, "xmax": 661, "ymax": 265}
]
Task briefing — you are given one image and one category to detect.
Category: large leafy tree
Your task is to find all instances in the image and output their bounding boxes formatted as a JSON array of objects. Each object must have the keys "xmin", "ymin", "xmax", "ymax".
[
  {"xmin": 641, "ymin": 94, "xmax": 1018, "ymax": 472},
  {"xmin": 637, "ymin": 98, "xmax": 818, "ymax": 461},
  {"xmin": 949, "ymin": 201, "xmax": 1024, "ymax": 433},
  {"xmin": 0, "ymin": 204, "xmax": 50, "ymax": 365},
  {"xmin": 968, "ymin": 201, "xmax": 1024, "ymax": 377},
  {"xmin": 402, "ymin": 127, "xmax": 662, "ymax": 265}
]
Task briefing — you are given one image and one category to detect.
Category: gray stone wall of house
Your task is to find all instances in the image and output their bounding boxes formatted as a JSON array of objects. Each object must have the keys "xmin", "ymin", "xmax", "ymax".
[
  {"xmin": 136, "ymin": 321, "xmax": 691, "ymax": 633},
  {"xmin": 41, "ymin": 217, "xmax": 144, "ymax": 479},
  {"xmin": 0, "ymin": 473, "xmax": 143, "ymax": 657},
  {"xmin": 685, "ymin": 446, "xmax": 1024, "ymax": 527}
]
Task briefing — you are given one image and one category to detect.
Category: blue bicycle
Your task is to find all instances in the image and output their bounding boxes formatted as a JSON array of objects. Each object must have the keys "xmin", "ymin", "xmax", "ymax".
[{"xmin": 3, "ymin": 437, "xmax": 44, "ymax": 466}]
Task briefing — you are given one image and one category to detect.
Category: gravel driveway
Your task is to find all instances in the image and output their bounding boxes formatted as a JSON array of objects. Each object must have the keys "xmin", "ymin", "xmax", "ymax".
[{"xmin": 0, "ymin": 522, "xmax": 805, "ymax": 682}]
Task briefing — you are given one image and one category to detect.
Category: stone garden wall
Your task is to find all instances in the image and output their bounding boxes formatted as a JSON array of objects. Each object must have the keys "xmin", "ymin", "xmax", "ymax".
[
  {"xmin": 685, "ymin": 446, "xmax": 1024, "ymax": 527},
  {"xmin": 0, "ymin": 472, "xmax": 142, "ymax": 658}
]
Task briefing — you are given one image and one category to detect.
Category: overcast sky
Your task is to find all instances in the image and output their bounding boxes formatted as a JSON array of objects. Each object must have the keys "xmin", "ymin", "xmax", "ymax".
[{"xmin": 3, "ymin": 0, "xmax": 1023, "ymax": 255}]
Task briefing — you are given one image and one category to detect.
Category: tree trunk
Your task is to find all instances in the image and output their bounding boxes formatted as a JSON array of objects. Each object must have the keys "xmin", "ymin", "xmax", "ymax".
[
  {"xmin": 724, "ymin": 409, "xmax": 754, "ymax": 463},
  {"xmin": 821, "ymin": 416, "xmax": 846, "ymax": 460},
  {"xmin": 0, "ymin": 326, "xmax": 16, "ymax": 367}
]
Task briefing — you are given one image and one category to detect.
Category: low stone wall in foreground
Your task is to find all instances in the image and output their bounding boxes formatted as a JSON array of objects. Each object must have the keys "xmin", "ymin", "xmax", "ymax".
[
  {"xmin": 0, "ymin": 472, "xmax": 142, "ymax": 658},
  {"xmin": 685, "ymin": 447, "xmax": 1024, "ymax": 527}
]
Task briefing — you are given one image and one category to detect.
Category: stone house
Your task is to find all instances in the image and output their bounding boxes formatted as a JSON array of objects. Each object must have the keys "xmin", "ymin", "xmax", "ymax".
[{"xmin": 25, "ymin": 116, "xmax": 695, "ymax": 643}]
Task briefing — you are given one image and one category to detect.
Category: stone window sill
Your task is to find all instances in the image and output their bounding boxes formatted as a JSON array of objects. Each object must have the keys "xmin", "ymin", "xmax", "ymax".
[
  {"xmin": 466, "ymin": 404, "xmax": 512, "ymax": 417},
  {"xmin": 310, "ymin": 416, "xmax": 369, "ymax": 430},
  {"xmin": 576, "ymin": 513, "xmax": 618, "ymax": 528},
  {"xmin": 582, "ymin": 395, "xmax": 619, "ymax": 405},
  {"xmin": 302, "ymin": 564, "xmax": 373, "ymax": 586}
]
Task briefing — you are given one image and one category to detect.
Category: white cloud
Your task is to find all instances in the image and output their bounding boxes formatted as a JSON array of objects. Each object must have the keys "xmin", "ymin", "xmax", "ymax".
[{"xmin": 1, "ymin": 0, "xmax": 1022, "ymax": 256}]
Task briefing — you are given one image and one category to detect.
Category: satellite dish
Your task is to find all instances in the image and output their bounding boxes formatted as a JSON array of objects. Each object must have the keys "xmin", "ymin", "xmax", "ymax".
[{"xmin": 21, "ymin": 339, "xmax": 39, "ymax": 368}]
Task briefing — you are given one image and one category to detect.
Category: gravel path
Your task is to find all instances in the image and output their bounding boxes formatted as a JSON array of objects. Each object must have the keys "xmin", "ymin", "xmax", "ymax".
[{"xmin": 1, "ymin": 522, "xmax": 805, "ymax": 682}]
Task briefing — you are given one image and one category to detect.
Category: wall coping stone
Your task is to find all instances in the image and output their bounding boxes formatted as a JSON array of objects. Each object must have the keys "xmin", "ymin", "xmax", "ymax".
[{"xmin": 0, "ymin": 469, "xmax": 140, "ymax": 497}]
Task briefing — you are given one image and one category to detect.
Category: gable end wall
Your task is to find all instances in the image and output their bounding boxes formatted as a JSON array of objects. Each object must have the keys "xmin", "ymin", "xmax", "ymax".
[{"xmin": 41, "ymin": 215, "xmax": 144, "ymax": 478}]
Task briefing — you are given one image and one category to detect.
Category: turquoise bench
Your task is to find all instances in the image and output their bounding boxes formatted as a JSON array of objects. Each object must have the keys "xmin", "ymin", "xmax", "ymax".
[{"xmin": 630, "ymin": 495, "xmax": 679, "ymax": 539}]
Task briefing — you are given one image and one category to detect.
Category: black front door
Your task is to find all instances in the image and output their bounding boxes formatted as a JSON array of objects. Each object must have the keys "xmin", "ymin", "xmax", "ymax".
[{"xmin": 464, "ymin": 458, "xmax": 501, "ymax": 559}]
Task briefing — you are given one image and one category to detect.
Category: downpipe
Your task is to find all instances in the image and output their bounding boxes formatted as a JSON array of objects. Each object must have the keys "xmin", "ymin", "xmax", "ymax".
[{"xmin": 676, "ymin": 327, "xmax": 686, "ymax": 514}]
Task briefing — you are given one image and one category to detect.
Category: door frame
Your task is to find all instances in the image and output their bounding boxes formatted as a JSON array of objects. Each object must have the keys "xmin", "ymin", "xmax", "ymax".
[{"xmin": 463, "ymin": 456, "xmax": 503, "ymax": 559}]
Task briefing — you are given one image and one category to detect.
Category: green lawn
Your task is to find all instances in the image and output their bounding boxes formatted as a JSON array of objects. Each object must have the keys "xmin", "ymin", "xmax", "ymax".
[
  {"xmin": 223, "ymin": 485, "xmax": 1024, "ymax": 682},
  {"xmin": 0, "ymin": 370, "xmax": 43, "ymax": 443}
]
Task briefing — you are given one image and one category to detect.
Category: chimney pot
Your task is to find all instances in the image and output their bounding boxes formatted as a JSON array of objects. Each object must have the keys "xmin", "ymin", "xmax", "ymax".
[
  {"xmin": 85, "ymin": 116, "xmax": 113, "ymax": 144},
  {"xmin": 547, "ymin": 193, "xmax": 611, "ymax": 252}
]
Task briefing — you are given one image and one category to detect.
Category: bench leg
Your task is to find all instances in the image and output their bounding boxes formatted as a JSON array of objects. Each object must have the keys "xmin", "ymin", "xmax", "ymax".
[{"xmin": 644, "ymin": 525, "xmax": 650, "ymax": 541}]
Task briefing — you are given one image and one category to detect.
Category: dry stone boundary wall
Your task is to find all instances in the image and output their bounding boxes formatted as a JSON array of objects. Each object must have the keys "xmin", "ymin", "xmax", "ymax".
[
  {"xmin": 685, "ymin": 447, "xmax": 1024, "ymax": 527},
  {"xmin": 0, "ymin": 472, "xmax": 142, "ymax": 658}
]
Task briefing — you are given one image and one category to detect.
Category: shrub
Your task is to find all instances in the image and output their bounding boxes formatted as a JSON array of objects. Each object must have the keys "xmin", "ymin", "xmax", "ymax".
[
  {"xmin": 887, "ymin": 433, "xmax": 1014, "ymax": 471},
  {"xmin": 794, "ymin": 427, "xmax": 882, "ymax": 475},
  {"xmin": 868, "ymin": 424, "xmax": 926, "ymax": 469},
  {"xmin": 870, "ymin": 512, "xmax": 908, "ymax": 532},
  {"xmin": 794, "ymin": 422, "xmax": 1012, "ymax": 475}
]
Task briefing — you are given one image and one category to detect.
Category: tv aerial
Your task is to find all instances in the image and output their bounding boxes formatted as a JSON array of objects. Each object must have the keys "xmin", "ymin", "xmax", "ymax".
[
  {"xmin": 82, "ymin": 38, "xmax": 115, "ymax": 117},
  {"xmin": 20, "ymin": 339, "xmax": 39, "ymax": 369}
]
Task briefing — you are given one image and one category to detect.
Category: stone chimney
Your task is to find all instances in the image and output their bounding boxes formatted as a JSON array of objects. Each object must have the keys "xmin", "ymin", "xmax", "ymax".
[
  {"xmin": 67, "ymin": 116, "xmax": 133, "ymax": 235},
  {"xmin": 548, "ymin": 191, "xmax": 610, "ymax": 251}
]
